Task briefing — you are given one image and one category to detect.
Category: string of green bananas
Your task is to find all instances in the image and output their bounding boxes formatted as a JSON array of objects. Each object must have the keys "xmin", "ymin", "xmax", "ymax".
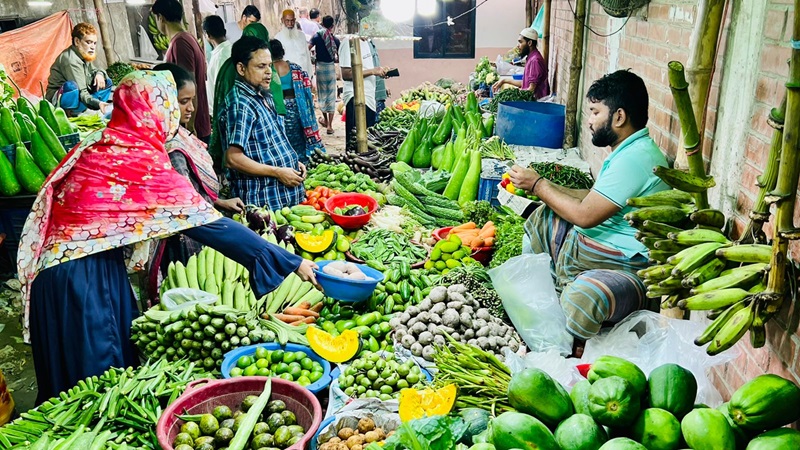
[{"xmin": 148, "ymin": 13, "xmax": 170, "ymax": 51}]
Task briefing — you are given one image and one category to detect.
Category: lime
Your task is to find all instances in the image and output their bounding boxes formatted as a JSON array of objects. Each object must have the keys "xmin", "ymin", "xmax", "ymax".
[
  {"xmin": 310, "ymin": 371, "xmax": 324, "ymax": 382},
  {"xmin": 254, "ymin": 347, "xmax": 269, "ymax": 360},
  {"xmin": 300, "ymin": 369, "xmax": 311, "ymax": 378},
  {"xmin": 229, "ymin": 367, "xmax": 243, "ymax": 377},
  {"xmin": 280, "ymin": 373, "xmax": 293, "ymax": 381},
  {"xmin": 312, "ymin": 361, "xmax": 323, "ymax": 372},
  {"xmin": 282, "ymin": 352, "xmax": 297, "ymax": 364},
  {"xmin": 293, "ymin": 351, "xmax": 306, "ymax": 361},
  {"xmin": 274, "ymin": 362, "xmax": 289, "ymax": 374},
  {"xmin": 257, "ymin": 367, "xmax": 271, "ymax": 377},
  {"xmin": 256, "ymin": 358, "xmax": 270, "ymax": 369},
  {"xmin": 289, "ymin": 361, "xmax": 302, "ymax": 372},
  {"xmin": 236, "ymin": 355, "xmax": 253, "ymax": 369},
  {"xmin": 288, "ymin": 365, "xmax": 302, "ymax": 379},
  {"xmin": 243, "ymin": 365, "xmax": 258, "ymax": 376},
  {"xmin": 299, "ymin": 358, "xmax": 314, "ymax": 371}
]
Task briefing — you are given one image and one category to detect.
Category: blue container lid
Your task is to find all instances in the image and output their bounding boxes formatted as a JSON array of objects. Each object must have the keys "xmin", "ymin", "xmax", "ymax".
[
  {"xmin": 313, "ymin": 261, "xmax": 384, "ymax": 303},
  {"xmin": 496, "ymin": 101, "xmax": 566, "ymax": 148},
  {"xmin": 220, "ymin": 343, "xmax": 333, "ymax": 393},
  {"xmin": 512, "ymin": 74, "xmax": 524, "ymax": 80}
]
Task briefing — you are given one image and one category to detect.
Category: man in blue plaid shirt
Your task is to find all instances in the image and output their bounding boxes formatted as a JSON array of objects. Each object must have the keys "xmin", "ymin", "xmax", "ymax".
[{"xmin": 219, "ymin": 36, "xmax": 306, "ymax": 210}]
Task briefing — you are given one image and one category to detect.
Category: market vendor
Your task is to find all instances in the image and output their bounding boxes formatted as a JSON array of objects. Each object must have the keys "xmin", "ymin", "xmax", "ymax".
[
  {"xmin": 218, "ymin": 36, "xmax": 307, "ymax": 210},
  {"xmin": 491, "ymin": 28, "xmax": 550, "ymax": 100},
  {"xmin": 45, "ymin": 22, "xmax": 112, "ymax": 116},
  {"xmin": 508, "ymin": 70, "xmax": 669, "ymax": 349},
  {"xmin": 17, "ymin": 70, "xmax": 320, "ymax": 404}
]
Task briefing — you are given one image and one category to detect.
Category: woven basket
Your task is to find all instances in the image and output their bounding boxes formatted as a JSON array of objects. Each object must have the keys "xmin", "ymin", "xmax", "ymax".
[{"xmin": 597, "ymin": 0, "xmax": 650, "ymax": 18}]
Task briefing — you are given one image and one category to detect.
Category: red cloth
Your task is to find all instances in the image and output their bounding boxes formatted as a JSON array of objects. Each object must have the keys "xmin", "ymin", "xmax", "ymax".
[
  {"xmin": 523, "ymin": 49, "xmax": 551, "ymax": 100},
  {"xmin": 166, "ymin": 32, "xmax": 211, "ymax": 138}
]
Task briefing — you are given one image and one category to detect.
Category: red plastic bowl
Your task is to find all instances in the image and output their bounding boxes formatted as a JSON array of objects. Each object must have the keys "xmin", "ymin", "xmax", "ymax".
[
  {"xmin": 577, "ymin": 363, "xmax": 591, "ymax": 378},
  {"xmin": 156, "ymin": 376, "xmax": 323, "ymax": 450},
  {"xmin": 432, "ymin": 226, "xmax": 494, "ymax": 266},
  {"xmin": 325, "ymin": 193, "xmax": 379, "ymax": 230}
]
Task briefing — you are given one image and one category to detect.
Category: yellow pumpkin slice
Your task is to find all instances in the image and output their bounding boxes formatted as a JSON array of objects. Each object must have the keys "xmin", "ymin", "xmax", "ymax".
[
  {"xmin": 399, "ymin": 384, "xmax": 458, "ymax": 422},
  {"xmin": 307, "ymin": 327, "xmax": 361, "ymax": 363}
]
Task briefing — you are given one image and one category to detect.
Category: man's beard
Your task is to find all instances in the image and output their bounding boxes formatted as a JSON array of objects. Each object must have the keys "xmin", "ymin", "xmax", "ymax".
[
  {"xmin": 519, "ymin": 46, "xmax": 530, "ymax": 57},
  {"xmin": 80, "ymin": 51, "xmax": 96, "ymax": 62},
  {"xmin": 591, "ymin": 117, "xmax": 618, "ymax": 147}
]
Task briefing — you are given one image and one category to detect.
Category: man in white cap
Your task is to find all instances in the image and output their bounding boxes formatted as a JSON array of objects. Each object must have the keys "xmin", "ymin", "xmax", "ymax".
[
  {"xmin": 492, "ymin": 28, "xmax": 550, "ymax": 99},
  {"xmin": 276, "ymin": 9, "xmax": 314, "ymax": 76}
]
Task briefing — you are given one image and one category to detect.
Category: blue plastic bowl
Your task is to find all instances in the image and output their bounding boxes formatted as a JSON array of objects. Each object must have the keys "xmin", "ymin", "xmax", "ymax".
[
  {"xmin": 310, "ymin": 416, "xmax": 337, "ymax": 450},
  {"xmin": 220, "ymin": 343, "xmax": 332, "ymax": 393},
  {"xmin": 512, "ymin": 73, "xmax": 524, "ymax": 80},
  {"xmin": 329, "ymin": 364, "xmax": 433, "ymax": 384},
  {"xmin": 313, "ymin": 260, "xmax": 384, "ymax": 303}
]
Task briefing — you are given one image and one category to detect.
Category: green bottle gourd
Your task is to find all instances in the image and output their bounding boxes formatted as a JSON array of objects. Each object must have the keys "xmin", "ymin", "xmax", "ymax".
[
  {"xmin": 458, "ymin": 150, "xmax": 482, "ymax": 205},
  {"xmin": 0, "ymin": 108, "xmax": 21, "ymax": 144},
  {"xmin": 466, "ymin": 92, "xmax": 479, "ymax": 114},
  {"xmin": 53, "ymin": 107, "xmax": 75, "ymax": 135},
  {"xmin": 431, "ymin": 144, "xmax": 446, "ymax": 170},
  {"xmin": 38, "ymin": 99, "xmax": 61, "ymax": 136},
  {"xmin": 412, "ymin": 140, "xmax": 432, "ymax": 168},
  {"xmin": 443, "ymin": 148, "xmax": 471, "ymax": 200},
  {"xmin": 0, "ymin": 150, "xmax": 21, "ymax": 196},
  {"xmin": 30, "ymin": 131, "xmax": 60, "ymax": 175},
  {"xmin": 483, "ymin": 115, "xmax": 495, "ymax": 136},
  {"xmin": 441, "ymin": 141, "xmax": 456, "ymax": 171},
  {"xmin": 451, "ymin": 104, "xmax": 465, "ymax": 128},
  {"xmin": 396, "ymin": 127, "xmax": 418, "ymax": 164},
  {"xmin": 14, "ymin": 112, "xmax": 33, "ymax": 142},
  {"xmin": 432, "ymin": 108, "xmax": 452, "ymax": 145},
  {"xmin": 17, "ymin": 97, "xmax": 38, "ymax": 122},
  {"xmin": 15, "ymin": 143, "xmax": 46, "ymax": 193},
  {"xmin": 35, "ymin": 116, "xmax": 67, "ymax": 161}
]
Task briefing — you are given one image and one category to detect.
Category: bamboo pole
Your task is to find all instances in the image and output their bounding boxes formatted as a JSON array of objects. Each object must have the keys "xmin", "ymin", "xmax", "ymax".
[
  {"xmin": 526, "ymin": 0, "xmax": 534, "ymax": 26},
  {"xmin": 92, "ymin": 0, "xmax": 116, "ymax": 65},
  {"xmin": 542, "ymin": 0, "xmax": 551, "ymax": 67},
  {"xmin": 739, "ymin": 95, "xmax": 786, "ymax": 244},
  {"xmin": 350, "ymin": 37, "xmax": 368, "ymax": 154},
  {"xmin": 763, "ymin": 0, "xmax": 800, "ymax": 314},
  {"xmin": 668, "ymin": 61, "xmax": 709, "ymax": 209},
  {"xmin": 563, "ymin": 0, "xmax": 586, "ymax": 148}
]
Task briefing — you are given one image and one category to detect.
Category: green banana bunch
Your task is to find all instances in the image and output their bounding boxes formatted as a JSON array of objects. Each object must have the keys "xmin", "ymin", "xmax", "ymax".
[
  {"xmin": 653, "ymin": 166, "xmax": 716, "ymax": 193},
  {"xmin": 706, "ymin": 300, "xmax": 756, "ymax": 355},
  {"xmin": 154, "ymin": 34, "xmax": 170, "ymax": 51},
  {"xmin": 715, "ymin": 244, "xmax": 772, "ymax": 264}
]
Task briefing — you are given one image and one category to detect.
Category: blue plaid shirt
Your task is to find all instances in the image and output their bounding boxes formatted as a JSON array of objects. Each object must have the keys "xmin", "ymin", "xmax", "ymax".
[{"xmin": 220, "ymin": 79, "xmax": 305, "ymax": 210}]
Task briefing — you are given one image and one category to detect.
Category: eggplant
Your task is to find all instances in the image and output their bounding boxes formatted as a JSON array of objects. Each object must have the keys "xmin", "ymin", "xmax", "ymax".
[
  {"xmin": 275, "ymin": 224, "xmax": 295, "ymax": 244},
  {"xmin": 343, "ymin": 206, "xmax": 367, "ymax": 216},
  {"xmin": 245, "ymin": 206, "xmax": 274, "ymax": 234}
]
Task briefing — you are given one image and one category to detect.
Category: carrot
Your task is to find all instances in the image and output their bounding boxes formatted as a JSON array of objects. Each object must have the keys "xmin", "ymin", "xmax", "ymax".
[
  {"xmin": 274, "ymin": 313, "xmax": 306, "ymax": 323},
  {"xmin": 310, "ymin": 302, "xmax": 324, "ymax": 313},
  {"xmin": 283, "ymin": 307, "xmax": 320, "ymax": 318},
  {"xmin": 478, "ymin": 226, "xmax": 496, "ymax": 239},
  {"xmin": 451, "ymin": 222, "xmax": 477, "ymax": 232},
  {"xmin": 290, "ymin": 317, "xmax": 317, "ymax": 326},
  {"xmin": 296, "ymin": 301, "xmax": 312, "ymax": 310},
  {"xmin": 483, "ymin": 237, "xmax": 495, "ymax": 247},
  {"xmin": 470, "ymin": 236, "xmax": 485, "ymax": 248}
]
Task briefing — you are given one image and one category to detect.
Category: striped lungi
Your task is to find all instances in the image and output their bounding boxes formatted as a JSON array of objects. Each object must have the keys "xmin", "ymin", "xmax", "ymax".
[
  {"xmin": 315, "ymin": 61, "xmax": 337, "ymax": 113},
  {"xmin": 524, "ymin": 205, "xmax": 651, "ymax": 340},
  {"xmin": 283, "ymin": 98, "xmax": 308, "ymax": 164}
]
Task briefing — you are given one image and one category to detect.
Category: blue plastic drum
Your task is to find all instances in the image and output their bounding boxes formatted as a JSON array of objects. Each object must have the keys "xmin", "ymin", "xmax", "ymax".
[
  {"xmin": 220, "ymin": 343, "xmax": 333, "ymax": 393},
  {"xmin": 495, "ymin": 101, "xmax": 566, "ymax": 148}
]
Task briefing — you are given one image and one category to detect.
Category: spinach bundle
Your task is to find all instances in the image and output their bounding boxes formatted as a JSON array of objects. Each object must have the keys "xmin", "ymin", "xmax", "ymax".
[{"xmin": 488, "ymin": 88, "xmax": 537, "ymax": 113}]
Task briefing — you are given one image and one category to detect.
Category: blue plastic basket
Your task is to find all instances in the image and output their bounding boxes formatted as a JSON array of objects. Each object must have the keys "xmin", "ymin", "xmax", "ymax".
[
  {"xmin": 220, "ymin": 343, "xmax": 333, "ymax": 394},
  {"xmin": 58, "ymin": 132, "xmax": 81, "ymax": 153},
  {"xmin": 313, "ymin": 261, "xmax": 384, "ymax": 303},
  {"xmin": 478, "ymin": 176, "xmax": 502, "ymax": 207}
]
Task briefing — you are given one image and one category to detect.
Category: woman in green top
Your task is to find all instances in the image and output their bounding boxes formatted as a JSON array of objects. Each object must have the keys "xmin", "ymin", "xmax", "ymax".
[{"xmin": 209, "ymin": 23, "xmax": 285, "ymax": 171}]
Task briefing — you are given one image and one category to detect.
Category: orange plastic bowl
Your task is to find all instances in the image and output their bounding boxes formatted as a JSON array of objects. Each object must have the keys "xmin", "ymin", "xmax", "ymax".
[
  {"xmin": 324, "ymin": 193, "xmax": 379, "ymax": 230},
  {"xmin": 433, "ymin": 226, "xmax": 494, "ymax": 266}
]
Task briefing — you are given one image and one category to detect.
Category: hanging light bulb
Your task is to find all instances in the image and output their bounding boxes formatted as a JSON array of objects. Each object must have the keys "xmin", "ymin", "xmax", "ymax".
[
  {"xmin": 380, "ymin": 0, "xmax": 415, "ymax": 23},
  {"xmin": 417, "ymin": 0, "xmax": 437, "ymax": 17},
  {"xmin": 28, "ymin": 0, "xmax": 52, "ymax": 6}
]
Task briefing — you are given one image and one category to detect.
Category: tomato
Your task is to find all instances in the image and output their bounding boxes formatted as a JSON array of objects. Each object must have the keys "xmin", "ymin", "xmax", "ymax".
[{"xmin": 320, "ymin": 187, "xmax": 330, "ymax": 198}]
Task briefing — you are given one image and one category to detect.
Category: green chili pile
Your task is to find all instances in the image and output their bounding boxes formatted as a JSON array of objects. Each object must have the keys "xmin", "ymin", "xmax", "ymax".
[
  {"xmin": 528, "ymin": 162, "xmax": 594, "ymax": 190},
  {"xmin": 350, "ymin": 229, "xmax": 428, "ymax": 266}
]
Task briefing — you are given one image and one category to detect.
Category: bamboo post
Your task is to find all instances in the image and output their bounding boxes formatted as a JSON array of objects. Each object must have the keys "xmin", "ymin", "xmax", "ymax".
[
  {"xmin": 564, "ymin": 0, "xmax": 586, "ymax": 148},
  {"xmin": 526, "ymin": 0, "xmax": 534, "ymax": 26},
  {"xmin": 739, "ymin": 95, "xmax": 786, "ymax": 244},
  {"xmin": 763, "ymin": 0, "xmax": 800, "ymax": 314},
  {"xmin": 667, "ymin": 62, "xmax": 709, "ymax": 209},
  {"xmin": 350, "ymin": 37, "xmax": 368, "ymax": 154},
  {"xmin": 92, "ymin": 0, "xmax": 116, "ymax": 65},
  {"xmin": 541, "ymin": 0, "xmax": 552, "ymax": 67}
]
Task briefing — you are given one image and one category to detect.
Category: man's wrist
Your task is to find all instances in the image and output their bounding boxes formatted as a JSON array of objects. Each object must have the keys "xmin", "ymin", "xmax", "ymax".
[{"xmin": 531, "ymin": 176, "xmax": 545, "ymax": 195}]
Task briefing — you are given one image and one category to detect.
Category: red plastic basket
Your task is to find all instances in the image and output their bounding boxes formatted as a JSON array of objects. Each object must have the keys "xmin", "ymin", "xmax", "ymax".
[
  {"xmin": 156, "ymin": 377, "xmax": 322, "ymax": 450},
  {"xmin": 432, "ymin": 226, "xmax": 494, "ymax": 266},
  {"xmin": 325, "ymin": 193, "xmax": 379, "ymax": 229}
]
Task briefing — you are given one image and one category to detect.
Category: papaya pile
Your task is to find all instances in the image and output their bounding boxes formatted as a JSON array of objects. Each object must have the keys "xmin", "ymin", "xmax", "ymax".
[
  {"xmin": 0, "ymin": 97, "xmax": 76, "ymax": 196},
  {"xmin": 625, "ymin": 167, "xmax": 777, "ymax": 355},
  {"xmin": 479, "ymin": 355, "xmax": 800, "ymax": 450}
]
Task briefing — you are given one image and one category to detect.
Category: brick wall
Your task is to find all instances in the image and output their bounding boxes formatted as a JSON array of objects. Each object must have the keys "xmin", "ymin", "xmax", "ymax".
[{"xmin": 548, "ymin": 0, "xmax": 799, "ymax": 399}]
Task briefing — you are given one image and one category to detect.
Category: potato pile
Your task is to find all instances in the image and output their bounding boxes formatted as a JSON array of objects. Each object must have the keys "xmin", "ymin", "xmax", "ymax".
[{"xmin": 319, "ymin": 417, "xmax": 394, "ymax": 450}]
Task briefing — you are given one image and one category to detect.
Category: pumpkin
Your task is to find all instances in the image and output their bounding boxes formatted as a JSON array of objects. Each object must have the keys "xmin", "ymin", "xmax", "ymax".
[
  {"xmin": 398, "ymin": 384, "xmax": 458, "ymax": 422},
  {"xmin": 307, "ymin": 327, "xmax": 361, "ymax": 363},
  {"xmin": 295, "ymin": 229, "xmax": 337, "ymax": 254}
]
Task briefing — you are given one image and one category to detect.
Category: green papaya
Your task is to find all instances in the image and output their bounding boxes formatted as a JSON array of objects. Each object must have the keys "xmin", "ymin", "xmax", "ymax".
[
  {"xmin": 717, "ymin": 402, "xmax": 753, "ymax": 450},
  {"xmin": 38, "ymin": 99, "xmax": 60, "ymax": 135},
  {"xmin": 0, "ymin": 108, "xmax": 20, "ymax": 144},
  {"xmin": 588, "ymin": 356, "xmax": 647, "ymax": 398},
  {"xmin": 489, "ymin": 411, "xmax": 558, "ymax": 450},
  {"xmin": 431, "ymin": 143, "xmax": 446, "ymax": 170},
  {"xmin": 554, "ymin": 413, "xmax": 608, "ymax": 450},
  {"xmin": 598, "ymin": 438, "xmax": 647, "ymax": 450},
  {"xmin": 629, "ymin": 408, "xmax": 681, "ymax": 450},
  {"xmin": 571, "ymin": 379, "xmax": 593, "ymax": 416},
  {"xmin": 681, "ymin": 408, "xmax": 736, "ymax": 450},
  {"xmin": 507, "ymin": 368, "xmax": 573, "ymax": 427},
  {"xmin": 35, "ymin": 116, "xmax": 67, "ymax": 161},
  {"xmin": 588, "ymin": 376, "xmax": 641, "ymax": 428},
  {"xmin": 728, "ymin": 374, "xmax": 800, "ymax": 431},
  {"xmin": 14, "ymin": 112, "xmax": 33, "ymax": 142},
  {"xmin": 15, "ymin": 143, "xmax": 46, "ymax": 193},
  {"xmin": 53, "ymin": 107, "xmax": 74, "ymax": 135},
  {"xmin": 17, "ymin": 97, "xmax": 38, "ymax": 121},
  {"xmin": 30, "ymin": 131, "xmax": 60, "ymax": 175},
  {"xmin": 647, "ymin": 363, "xmax": 697, "ymax": 419},
  {"xmin": 0, "ymin": 150, "xmax": 21, "ymax": 196},
  {"xmin": 745, "ymin": 428, "xmax": 800, "ymax": 450}
]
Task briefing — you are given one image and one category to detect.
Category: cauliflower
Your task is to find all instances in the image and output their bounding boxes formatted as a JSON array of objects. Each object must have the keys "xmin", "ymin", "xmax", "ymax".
[{"xmin": 485, "ymin": 72, "xmax": 497, "ymax": 84}]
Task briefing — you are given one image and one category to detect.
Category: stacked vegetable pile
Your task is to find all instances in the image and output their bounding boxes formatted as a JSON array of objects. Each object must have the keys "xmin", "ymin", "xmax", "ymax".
[
  {"xmin": 0, "ymin": 358, "xmax": 211, "ymax": 449},
  {"xmin": 305, "ymin": 162, "xmax": 383, "ymax": 192},
  {"xmin": 0, "ymin": 96, "xmax": 76, "ymax": 196},
  {"xmin": 375, "ymin": 108, "xmax": 416, "ymax": 132},
  {"xmin": 436, "ymin": 265, "xmax": 505, "ymax": 318},
  {"xmin": 296, "ymin": 228, "xmax": 351, "ymax": 262},
  {"xmin": 318, "ymin": 416, "xmax": 393, "ymax": 450},
  {"xmin": 349, "ymin": 229, "xmax": 428, "ymax": 269},
  {"xmin": 489, "ymin": 213, "xmax": 526, "ymax": 268},
  {"xmin": 392, "ymin": 81, "xmax": 457, "ymax": 106},
  {"xmin": 316, "ymin": 306, "xmax": 394, "ymax": 354},
  {"xmin": 106, "ymin": 61, "xmax": 136, "ymax": 85},
  {"xmin": 337, "ymin": 351, "xmax": 428, "ymax": 400},
  {"xmin": 472, "ymin": 57, "xmax": 499, "ymax": 89},
  {"xmin": 424, "ymin": 233, "xmax": 480, "ymax": 274},
  {"xmin": 488, "ymin": 88, "xmax": 537, "ymax": 113},
  {"xmin": 368, "ymin": 261, "xmax": 434, "ymax": 314},
  {"xmin": 387, "ymin": 168, "xmax": 466, "ymax": 228},
  {"xmin": 391, "ymin": 284, "xmax": 522, "ymax": 361},
  {"xmin": 229, "ymin": 346, "xmax": 326, "ymax": 386}
]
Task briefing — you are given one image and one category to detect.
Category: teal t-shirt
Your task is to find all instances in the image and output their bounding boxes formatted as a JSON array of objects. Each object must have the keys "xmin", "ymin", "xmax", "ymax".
[{"xmin": 575, "ymin": 128, "xmax": 670, "ymax": 258}]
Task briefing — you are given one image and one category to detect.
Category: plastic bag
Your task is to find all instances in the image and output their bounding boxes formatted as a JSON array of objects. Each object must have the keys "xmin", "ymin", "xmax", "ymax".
[
  {"xmin": 488, "ymin": 254, "xmax": 574, "ymax": 356},
  {"xmin": 418, "ymin": 100, "xmax": 445, "ymax": 119},
  {"xmin": 503, "ymin": 348, "xmax": 584, "ymax": 389},
  {"xmin": 495, "ymin": 55, "xmax": 524, "ymax": 76},
  {"xmin": 314, "ymin": 399, "xmax": 400, "ymax": 449},
  {"xmin": 581, "ymin": 310, "xmax": 738, "ymax": 406},
  {"xmin": 160, "ymin": 288, "xmax": 218, "ymax": 311}
]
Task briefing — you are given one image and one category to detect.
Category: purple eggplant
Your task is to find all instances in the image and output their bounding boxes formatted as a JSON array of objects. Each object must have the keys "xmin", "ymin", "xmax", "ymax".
[
  {"xmin": 245, "ymin": 206, "xmax": 273, "ymax": 234},
  {"xmin": 275, "ymin": 224, "xmax": 295, "ymax": 244}
]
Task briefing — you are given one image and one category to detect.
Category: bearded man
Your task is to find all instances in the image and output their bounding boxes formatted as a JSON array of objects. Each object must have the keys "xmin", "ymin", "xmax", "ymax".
[
  {"xmin": 507, "ymin": 70, "xmax": 670, "ymax": 353},
  {"xmin": 46, "ymin": 22, "xmax": 112, "ymax": 115},
  {"xmin": 492, "ymin": 27, "xmax": 550, "ymax": 99},
  {"xmin": 275, "ymin": 9, "xmax": 313, "ymax": 76}
]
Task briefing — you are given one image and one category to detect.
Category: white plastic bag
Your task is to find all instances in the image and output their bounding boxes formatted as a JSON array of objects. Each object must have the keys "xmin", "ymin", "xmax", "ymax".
[
  {"xmin": 160, "ymin": 288, "xmax": 218, "ymax": 311},
  {"xmin": 503, "ymin": 348, "xmax": 584, "ymax": 389},
  {"xmin": 581, "ymin": 310, "xmax": 738, "ymax": 406},
  {"xmin": 418, "ymin": 100, "xmax": 445, "ymax": 119},
  {"xmin": 315, "ymin": 399, "xmax": 400, "ymax": 448},
  {"xmin": 495, "ymin": 55, "xmax": 524, "ymax": 76},
  {"xmin": 488, "ymin": 254, "xmax": 574, "ymax": 356}
]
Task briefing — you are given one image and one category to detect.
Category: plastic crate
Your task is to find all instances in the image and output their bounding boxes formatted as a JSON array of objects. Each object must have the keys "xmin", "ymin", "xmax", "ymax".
[
  {"xmin": 0, "ymin": 144, "xmax": 13, "ymax": 165},
  {"xmin": 58, "ymin": 133, "xmax": 80, "ymax": 153},
  {"xmin": 478, "ymin": 176, "xmax": 502, "ymax": 207},
  {"xmin": 0, "ymin": 207, "xmax": 31, "ymax": 267}
]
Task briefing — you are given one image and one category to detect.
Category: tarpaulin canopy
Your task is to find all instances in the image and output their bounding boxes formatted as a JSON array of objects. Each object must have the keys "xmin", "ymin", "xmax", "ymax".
[{"xmin": 0, "ymin": 11, "xmax": 73, "ymax": 100}]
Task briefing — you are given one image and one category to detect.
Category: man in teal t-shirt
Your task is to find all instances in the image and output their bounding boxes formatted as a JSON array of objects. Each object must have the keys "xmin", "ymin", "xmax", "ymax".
[{"xmin": 508, "ymin": 70, "xmax": 670, "ymax": 351}]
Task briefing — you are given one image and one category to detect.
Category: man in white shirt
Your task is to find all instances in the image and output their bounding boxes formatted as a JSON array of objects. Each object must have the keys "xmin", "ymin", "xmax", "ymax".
[
  {"xmin": 339, "ymin": 38, "xmax": 388, "ymax": 151},
  {"xmin": 225, "ymin": 5, "xmax": 260, "ymax": 43},
  {"xmin": 298, "ymin": 7, "xmax": 321, "ymax": 42},
  {"xmin": 203, "ymin": 15, "xmax": 232, "ymax": 115},
  {"xmin": 275, "ymin": 9, "xmax": 314, "ymax": 76}
]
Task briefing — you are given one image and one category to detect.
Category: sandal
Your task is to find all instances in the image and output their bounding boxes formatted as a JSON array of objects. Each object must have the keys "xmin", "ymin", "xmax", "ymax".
[
  {"xmin": 326, "ymin": 129, "xmax": 334, "ymax": 135},
  {"xmin": 318, "ymin": 117, "xmax": 328, "ymax": 127}
]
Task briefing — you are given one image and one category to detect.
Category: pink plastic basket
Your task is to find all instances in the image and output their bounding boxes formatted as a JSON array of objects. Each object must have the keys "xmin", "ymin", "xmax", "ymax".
[{"xmin": 156, "ymin": 376, "xmax": 323, "ymax": 450}]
